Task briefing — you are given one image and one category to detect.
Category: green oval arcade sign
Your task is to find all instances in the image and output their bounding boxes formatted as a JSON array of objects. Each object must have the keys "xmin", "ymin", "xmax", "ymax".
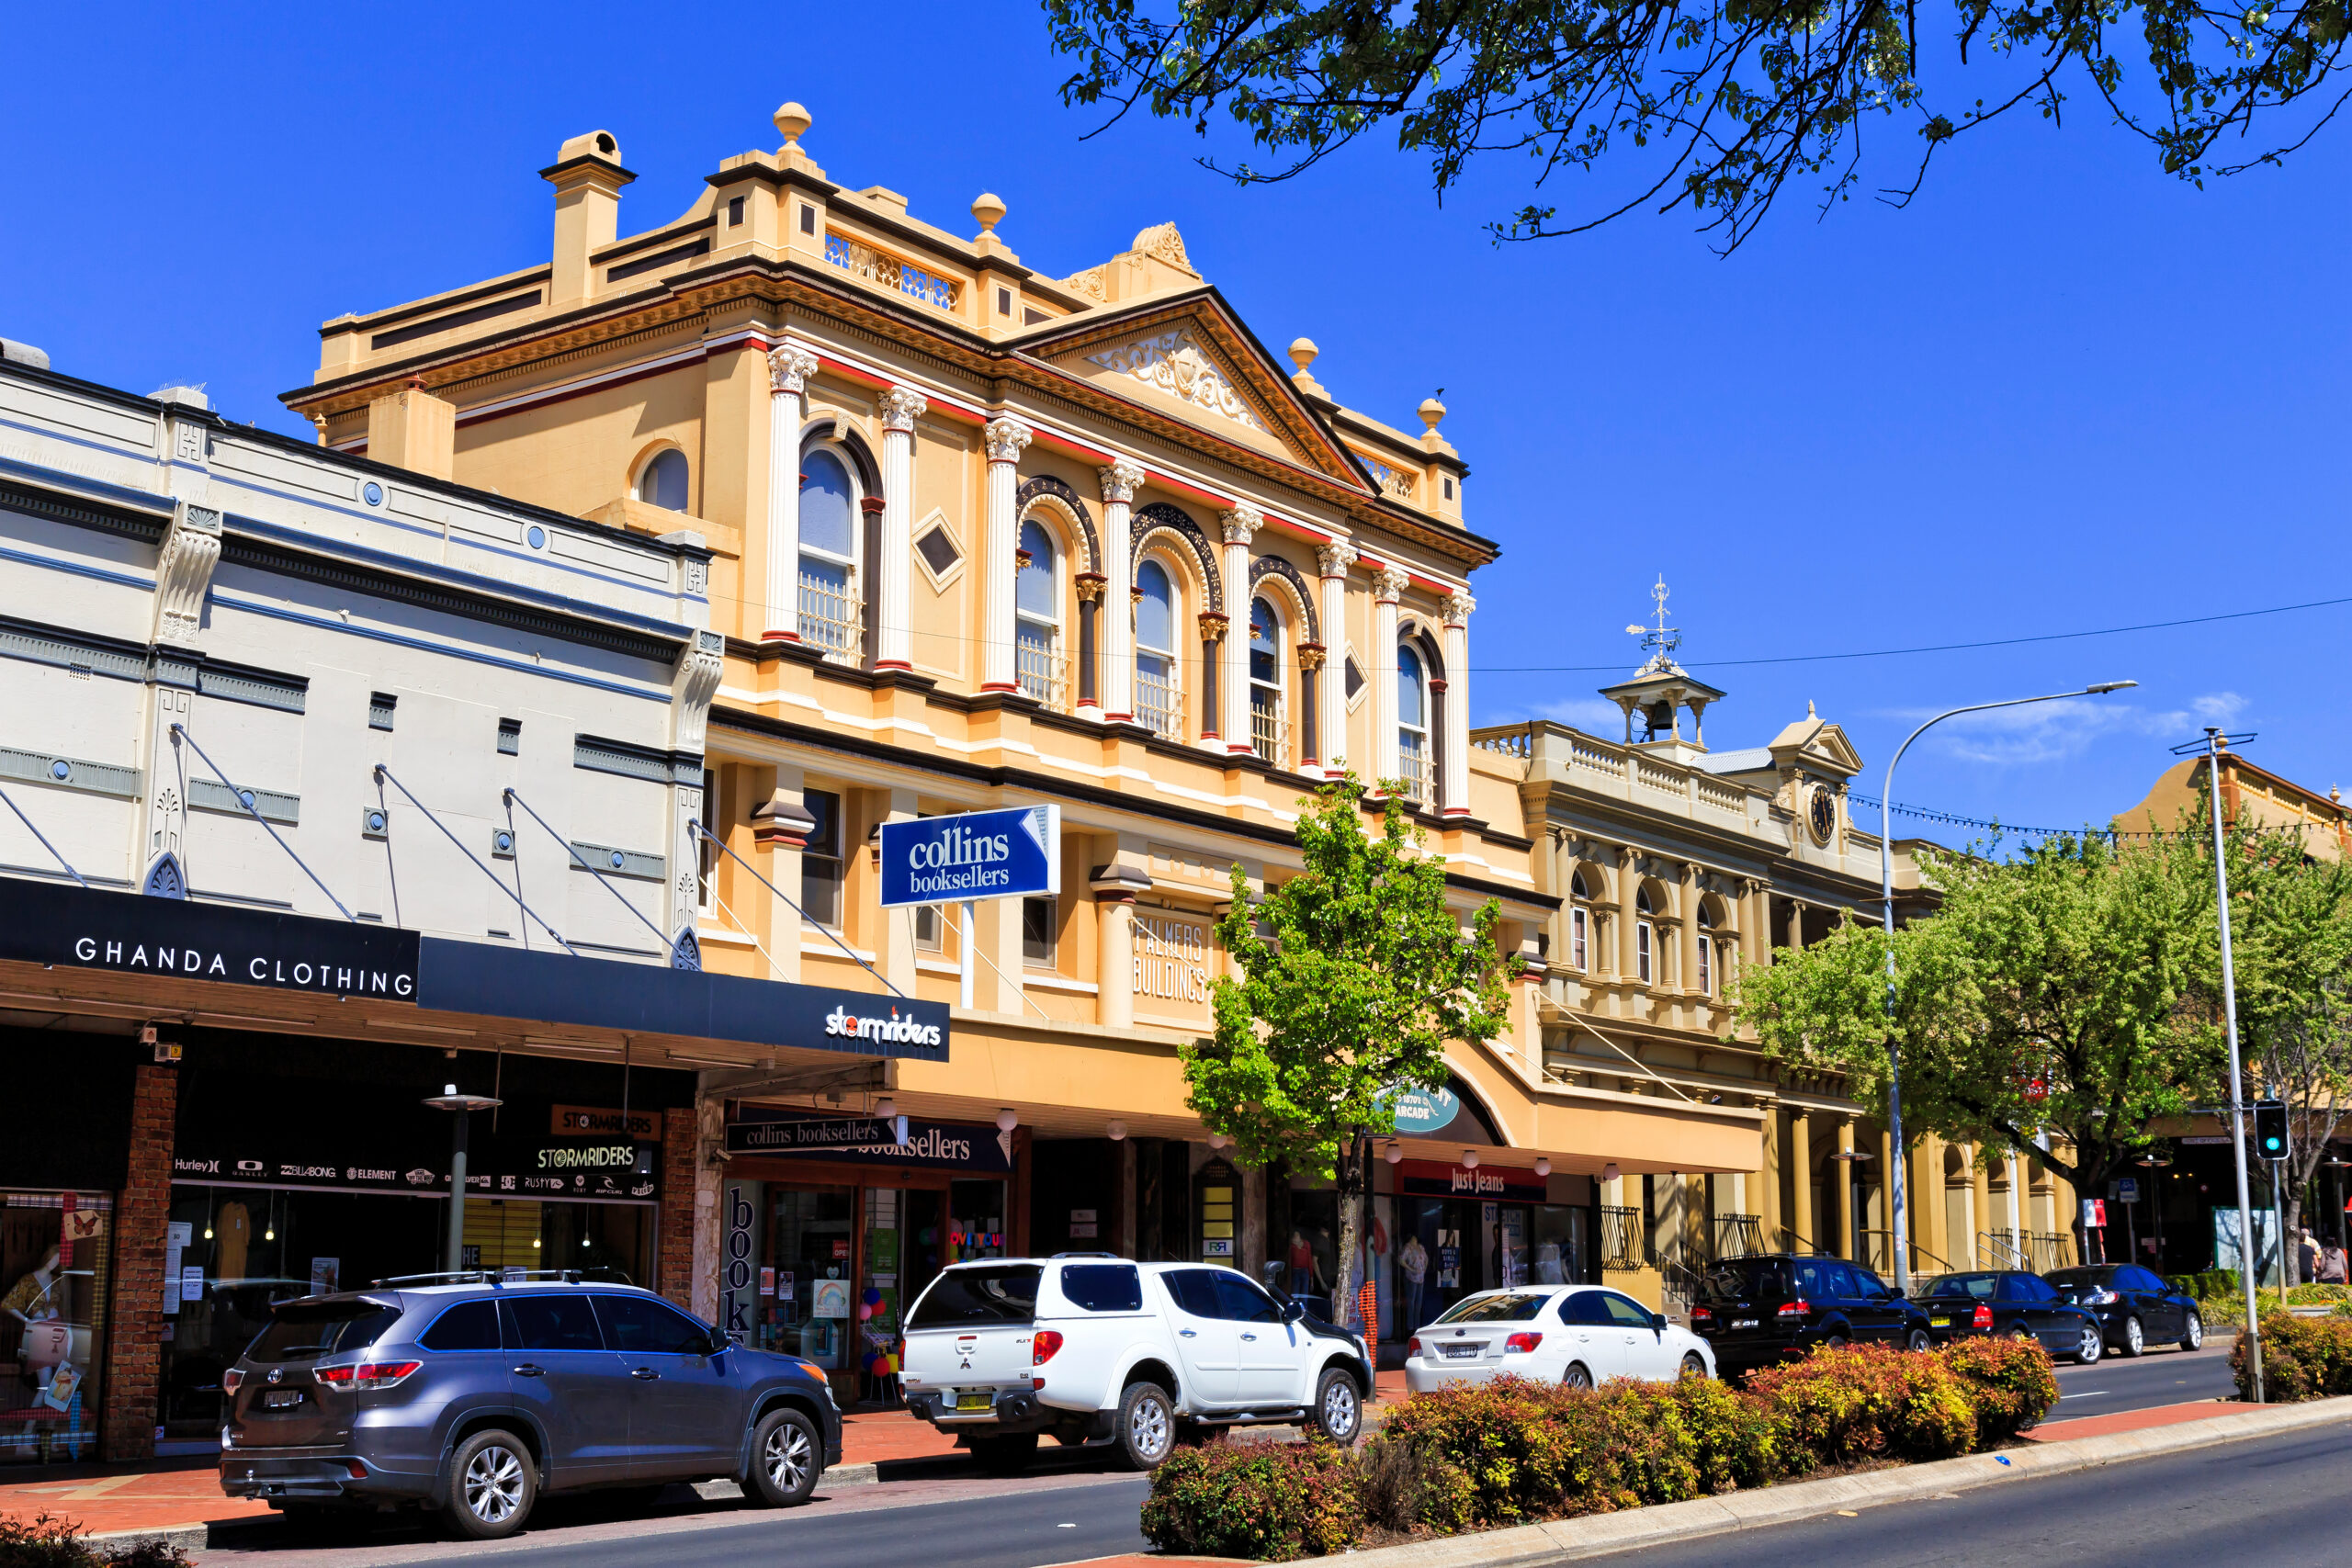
[{"xmin": 1378, "ymin": 1081, "xmax": 1460, "ymax": 1135}]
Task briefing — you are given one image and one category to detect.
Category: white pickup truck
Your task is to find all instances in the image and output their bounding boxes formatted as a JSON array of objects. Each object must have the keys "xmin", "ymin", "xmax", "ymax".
[{"xmin": 899, "ymin": 1257, "xmax": 1373, "ymax": 1472}]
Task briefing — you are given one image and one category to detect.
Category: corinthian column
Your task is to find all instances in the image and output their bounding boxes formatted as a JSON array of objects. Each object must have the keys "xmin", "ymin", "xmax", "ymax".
[
  {"xmin": 762, "ymin": 344, "xmax": 819, "ymax": 642},
  {"xmin": 1316, "ymin": 540, "xmax": 1355, "ymax": 777},
  {"xmin": 1441, "ymin": 590, "xmax": 1475, "ymax": 816},
  {"xmin": 1098, "ymin": 459, "xmax": 1144, "ymax": 724},
  {"xmin": 1370, "ymin": 563, "xmax": 1408, "ymax": 788},
  {"xmin": 979, "ymin": 415, "xmax": 1033, "ymax": 692},
  {"xmin": 874, "ymin": 386, "xmax": 928, "ymax": 671},
  {"xmin": 1219, "ymin": 505, "xmax": 1261, "ymax": 755}
]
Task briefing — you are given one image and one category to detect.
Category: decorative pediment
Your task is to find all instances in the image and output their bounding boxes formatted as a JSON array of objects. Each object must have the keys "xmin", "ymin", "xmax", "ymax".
[
  {"xmin": 1085, "ymin": 327, "xmax": 1264, "ymax": 433},
  {"xmin": 1767, "ymin": 714, "xmax": 1865, "ymax": 779}
]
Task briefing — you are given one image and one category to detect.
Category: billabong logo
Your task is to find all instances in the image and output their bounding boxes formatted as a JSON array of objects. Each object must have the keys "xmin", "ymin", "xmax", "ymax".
[{"xmin": 823, "ymin": 1004, "xmax": 943, "ymax": 1047}]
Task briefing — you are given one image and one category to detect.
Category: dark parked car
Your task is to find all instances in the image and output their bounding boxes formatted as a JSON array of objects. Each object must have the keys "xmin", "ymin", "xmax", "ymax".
[
  {"xmin": 1687, "ymin": 1254, "xmax": 1934, "ymax": 1380},
  {"xmin": 1914, "ymin": 1271, "xmax": 2106, "ymax": 1362},
  {"xmin": 2043, "ymin": 1264, "xmax": 2204, "ymax": 1356},
  {"xmin": 217, "ymin": 1274, "xmax": 841, "ymax": 1539}
]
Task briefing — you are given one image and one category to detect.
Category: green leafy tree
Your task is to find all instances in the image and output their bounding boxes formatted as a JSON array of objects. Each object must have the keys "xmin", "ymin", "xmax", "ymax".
[
  {"xmin": 1188, "ymin": 772, "xmax": 1510, "ymax": 1324},
  {"xmin": 1046, "ymin": 0, "xmax": 2352, "ymax": 250},
  {"xmin": 1735, "ymin": 831, "xmax": 2218, "ymax": 1258}
]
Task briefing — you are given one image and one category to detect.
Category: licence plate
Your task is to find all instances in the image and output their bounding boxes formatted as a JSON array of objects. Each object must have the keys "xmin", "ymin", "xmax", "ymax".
[
  {"xmin": 1440, "ymin": 1343, "xmax": 1481, "ymax": 1359},
  {"xmin": 1732, "ymin": 1319, "xmax": 1758, "ymax": 1330},
  {"xmin": 259, "ymin": 1390, "xmax": 304, "ymax": 1409},
  {"xmin": 956, "ymin": 1393, "xmax": 992, "ymax": 1412},
  {"xmin": 1930, "ymin": 1317, "xmax": 1951, "ymax": 1328}
]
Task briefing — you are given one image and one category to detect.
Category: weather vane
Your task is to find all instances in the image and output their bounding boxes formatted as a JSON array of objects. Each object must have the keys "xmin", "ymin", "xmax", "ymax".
[{"xmin": 1624, "ymin": 574, "xmax": 1681, "ymax": 668}]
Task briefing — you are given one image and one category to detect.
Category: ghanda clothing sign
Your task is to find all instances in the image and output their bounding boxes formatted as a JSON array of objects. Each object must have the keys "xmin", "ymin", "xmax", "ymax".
[{"xmin": 0, "ymin": 879, "xmax": 420, "ymax": 996}]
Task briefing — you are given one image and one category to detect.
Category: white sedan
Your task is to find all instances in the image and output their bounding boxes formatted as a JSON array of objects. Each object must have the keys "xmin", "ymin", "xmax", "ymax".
[{"xmin": 1404, "ymin": 1285, "xmax": 1714, "ymax": 1392}]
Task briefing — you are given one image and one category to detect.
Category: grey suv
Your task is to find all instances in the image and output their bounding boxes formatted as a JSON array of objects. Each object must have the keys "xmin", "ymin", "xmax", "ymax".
[{"xmin": 217, "ymin": 1273, "xmax": 841, "ymax": 1538}]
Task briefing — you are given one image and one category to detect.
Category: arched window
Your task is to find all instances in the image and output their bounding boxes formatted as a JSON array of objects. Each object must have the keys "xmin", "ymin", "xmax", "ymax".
[
  {"xmin": 1397, "ymin": 644, "xmax": 1430, "ymax": 800},
  {"xmin": 1248, "ymin": 595, "xmax": 1285, "ymax": 765},
  {"xmin": 1135, "ymin": 558, "xmax": 1181, "ymax": 739},
  {"xmin": 636, "ymin": 448, "xmax": 690, "ymax": 513},
  {"xmin": 798, "ymin": 448, "xmax": 861, "ymax": 663},
  {"xmin": 1014, "ymin": 520, "xmax": 1062, "ymax": 707},
  {"xmin": 1634, "ymin": 884, "xmax": 1655, "ymax": 986},
  {"xmin": 1567, "ymin": 869, "xmax": 1591, "ymax": 972},
  {"xmin": 1696, "ymin": 902, "xmax": 1718, "ymax": 997}
]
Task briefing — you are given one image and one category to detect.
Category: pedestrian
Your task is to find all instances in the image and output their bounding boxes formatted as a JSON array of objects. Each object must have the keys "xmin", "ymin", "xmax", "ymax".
[
  {"xmin": 2322, "ymin": 1242, "xmax": 2348, "ymax": 1285},
  {"xmin": 2298, "ymin": 1228, "xmax": 2321, "ymax": 1288}
]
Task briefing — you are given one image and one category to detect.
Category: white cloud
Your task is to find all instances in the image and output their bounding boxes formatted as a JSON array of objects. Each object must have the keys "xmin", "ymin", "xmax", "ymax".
[{"xmin": 1881, "ymin": 692, "xmax": 2248, "ymax": 767}]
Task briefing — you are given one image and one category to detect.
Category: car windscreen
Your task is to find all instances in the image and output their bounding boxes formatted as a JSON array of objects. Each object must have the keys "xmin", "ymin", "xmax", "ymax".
[
  {"xmin": 1432, "ymin": 1292, "xmax": 1550, "ymax": 1324},
  {"xmin": 1928, "ymin": 1275, "xmax": 1998, "ymax": 1300},
  {"xmin": 908, "ymin": 1265, "xmax": 1043, "ymax": 1328},
  {"xmin": 2043, "ymin": 1268, "xmax": 2110, "ymax": 1292},
  {"xmin": 245, "ymin": 1300, "xmax": 403, "ymax": 1363},
  {"xmin": 1700, "ymin": 1259, "xmax": 1791, "ymax": 1300}
]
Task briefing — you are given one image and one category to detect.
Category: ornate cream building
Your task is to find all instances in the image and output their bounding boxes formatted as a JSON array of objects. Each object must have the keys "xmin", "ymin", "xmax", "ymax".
[{"xmin": 268, "ymin": 103, "xmax": 2055, "ymax": 1355}]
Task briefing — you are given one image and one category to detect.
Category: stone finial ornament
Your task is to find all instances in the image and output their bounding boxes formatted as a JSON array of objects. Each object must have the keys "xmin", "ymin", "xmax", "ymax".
[{"xmin": 775, "ymin": 102, "xmax": 811, "ymax": 146}]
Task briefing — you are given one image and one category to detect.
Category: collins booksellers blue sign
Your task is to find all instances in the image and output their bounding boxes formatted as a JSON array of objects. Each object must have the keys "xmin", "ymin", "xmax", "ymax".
[{"xmin": 879, "ymin": 806, "xmax": 1060, "ymax": 908}]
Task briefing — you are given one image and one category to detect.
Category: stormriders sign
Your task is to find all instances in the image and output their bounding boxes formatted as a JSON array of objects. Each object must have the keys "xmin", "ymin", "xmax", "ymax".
[{"xmin": 0, "ymin": 879, "xmax": 420, "ymax": 998}]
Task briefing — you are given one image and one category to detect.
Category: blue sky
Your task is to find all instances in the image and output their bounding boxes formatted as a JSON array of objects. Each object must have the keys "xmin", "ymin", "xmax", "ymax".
[{"xmin": 5, "ymin": 5, "xmax": 2345, "ymax": 845}]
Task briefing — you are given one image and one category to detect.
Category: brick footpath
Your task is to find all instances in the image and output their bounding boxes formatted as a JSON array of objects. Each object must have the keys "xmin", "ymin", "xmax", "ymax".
[{"xmin": 98, "ymin": 1062, "xmax": 176, "ymax": 1463}]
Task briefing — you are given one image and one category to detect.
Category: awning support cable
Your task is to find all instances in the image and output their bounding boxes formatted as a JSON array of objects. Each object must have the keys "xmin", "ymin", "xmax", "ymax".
[
  {"xmin": 944, "ymin": 901, "xmax": 1057, "ymax": 1022},
  {"xmin": 0, "ymin": 784, "xmax": 89, "ymax": 888},
  {"xmin": 1537, "ymin": 997, "xmax": 1697, "ymax": 1103},
  {"xmin": 502, "ymin": 787, "xmax": 674, "ymax": 955},
  {"xmin": 370, "ymin": 763, "xmax": 574, "ymax": 953},
  {"xmin": 171, "ymin": 723, "xmax": 356, "ymax": 921},
  {"xmin": 688, "ymin": 819, "xmax": 905, "ymax": 998}
]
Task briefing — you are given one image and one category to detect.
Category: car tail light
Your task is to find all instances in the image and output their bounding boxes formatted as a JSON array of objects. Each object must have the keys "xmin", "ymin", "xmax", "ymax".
[
  {"xmin": 1776, "ymin": 1300, "xmax": 1810, "ymax": 1319},
  {"xmin": 1690, "ymin": 1306, "xmax": 1713, "ymax": 1323},
  {"xmin": 1973, "ymin": 1304, "xmax": 1993, "ymax": 1330},
  {"xmin": 316, "ymin": 1361, "xmax": 420, "ymax": 1391},
  {"xmin": 1408, "ymin": 1337, "xmax": 1422, "ymax": 1359},
  {"xmin": 345, "ymin": 1461, "xmax": 368, "ymax": 1479},
  {"xmin": 222, "ymin": 1369, "xmax": 244, "ymax": 1394},
  {"xmin": 1031, "ymin": 1331, "xmax": 1064, "ymax": 1367},
  {"xmin": 1503, "ymin": 1332, "xmax": 1544, "ymax": 1354}
]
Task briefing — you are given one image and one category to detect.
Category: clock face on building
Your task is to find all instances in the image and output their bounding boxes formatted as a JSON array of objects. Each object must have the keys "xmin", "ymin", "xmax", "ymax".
[{"xmin": 1807, "ymin": 784, "xmax": 1838, "ymax": 846}]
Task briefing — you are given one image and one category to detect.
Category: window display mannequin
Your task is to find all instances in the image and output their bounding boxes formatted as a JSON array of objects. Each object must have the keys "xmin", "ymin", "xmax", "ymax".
[{"xmin": 1398, "ymin": 1234, "xmax": 1428, "ymax": 1332}]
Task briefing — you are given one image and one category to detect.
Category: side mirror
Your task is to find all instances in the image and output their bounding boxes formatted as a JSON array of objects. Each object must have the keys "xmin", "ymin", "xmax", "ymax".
[
  {"xmin": 1650, "ymin": 1312, "xmax": 1668, "ymax": 1331},
  {"xmin": 1282, "ymin": 1296, "xmax": 1306, "ymax": 1322}
]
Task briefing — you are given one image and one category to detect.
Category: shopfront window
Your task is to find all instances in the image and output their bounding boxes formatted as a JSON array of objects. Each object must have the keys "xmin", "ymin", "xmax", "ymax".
[
  {"xmin": 1, "ymin": 1192, "xmax": 112, "ymax": 1465},
  {"xmin": 766, "ymin": 1185, "xmax": 856, "ymax": 1368}
]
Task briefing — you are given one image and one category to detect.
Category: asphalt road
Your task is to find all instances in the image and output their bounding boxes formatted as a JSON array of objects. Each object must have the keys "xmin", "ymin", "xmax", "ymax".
[
  {"xmin": 1602, "ymin": 1420, "xmax": 2352, "ymax": 1567},
  {"xmin": 2048, "ymin": 1339, "xmax": 2239, "ymax": 1420}
]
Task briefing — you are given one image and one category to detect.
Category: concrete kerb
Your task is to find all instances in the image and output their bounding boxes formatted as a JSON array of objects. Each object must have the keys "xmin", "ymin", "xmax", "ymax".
[{"xmin": 1317, "ymin": 1395, "xmax": 2352, "ymax": 1568}]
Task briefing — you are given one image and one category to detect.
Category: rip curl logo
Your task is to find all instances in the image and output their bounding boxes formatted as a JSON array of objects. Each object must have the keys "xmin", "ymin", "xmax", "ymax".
[{"xmin": 823, "ymin": 1004, "xmax": 943, "ymax": 1048}]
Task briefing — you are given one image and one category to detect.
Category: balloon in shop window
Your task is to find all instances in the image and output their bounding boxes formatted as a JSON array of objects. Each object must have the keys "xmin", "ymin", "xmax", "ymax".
[{"xmin": 863, "ymin": 1286, "xmax": 883, "ymax": 1306}]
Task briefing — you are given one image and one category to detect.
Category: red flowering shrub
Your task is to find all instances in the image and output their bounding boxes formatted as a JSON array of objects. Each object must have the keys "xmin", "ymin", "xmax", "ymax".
[
  {"xmin": 1138, "ymin": 1439, "xmax": 1361, "ymax": 1561},
  {"xmin": 1742, "ymin": 1343, "xmax": 1975, "ymax": 1466},
  {"xmin": 2234, "ymin": 1313, "xmax": 2352, "ymax": 1403}
]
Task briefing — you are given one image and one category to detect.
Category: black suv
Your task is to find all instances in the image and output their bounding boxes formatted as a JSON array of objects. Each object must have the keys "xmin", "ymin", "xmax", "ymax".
[
  {"xmin": 218, "ymin": 1274, "xmax": 840, "ymax": 1538},
  {"xmin": 2043, "ymin": 1264, "xmax": 2205, "ymax": 1357},
  {"xmin": 1687, "ymin": 1254, "xmax": 1933, "ymax": 1379}
]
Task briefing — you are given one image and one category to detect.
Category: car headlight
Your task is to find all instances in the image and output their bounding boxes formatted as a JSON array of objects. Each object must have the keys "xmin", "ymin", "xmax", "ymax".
[{"xmin": 2084, "ymin": 1289, "xmax": 2118, "ymax": 1305}]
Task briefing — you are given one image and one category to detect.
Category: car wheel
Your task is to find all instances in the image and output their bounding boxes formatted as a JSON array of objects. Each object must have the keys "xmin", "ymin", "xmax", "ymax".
[
  {"xmin": 2075, "ymin": 1324, "xmax": 2103, "ymax": 1364},
  {"xmin": 1304, "ymin": 1368, "xmax": 1363, "ymax": 1447},
  {"xmin": 971, "ymin": 1432, "xmax": 1040, "ymax": 1475},
  {"xmin": 1679, "ymin": 1352, "xmax": 1708, "ymax": 1381},
  {"xmin": 2120, "ymin": 1315, "xmax": 2145, "ymax": 1358},
  {"xmin": 2009, "ymin": 1324, "xmax": 2037, "ymax": 1345},
  {"xmin": 1822, "ymin": 1331, "xmax": 1850, "ymax": 1349},
  {"xmin": 1114, "ymin": 1382, "xmax": 1178, "ymax": 1471},
  {"xmin": 1563, "ymin": 1362, "xmax": 1594, "ymax": 1391},
  {"xmin": 744, "ymin": 1407, "xmax": 822, "ymax": 1506},
  {"xmin": 2181, "ymin": 1310, "xmax": 2204, "ymax": 1352},
  {"xmin": 443, "ymin": 1429, "xmax": 536, "ymax": 1540},
  {"xmin": 1905, "ymin": 1328, "xmax": 1933, "ymax": 1353}
]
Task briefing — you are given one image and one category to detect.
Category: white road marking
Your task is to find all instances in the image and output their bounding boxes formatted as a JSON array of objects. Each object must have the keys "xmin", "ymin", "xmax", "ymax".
[{"xmin": 2059, "ymin": 1391, "xmax": 2110, "ymax": 1399}]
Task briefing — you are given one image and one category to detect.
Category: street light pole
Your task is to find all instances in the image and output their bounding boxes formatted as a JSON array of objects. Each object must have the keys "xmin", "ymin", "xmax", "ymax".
[
  {"xmin": 425, "ymin": 1084, "xmax": 503, "ymax": 1275},
  {"xmin": 2186, "ymin": 727, "xmax": 2263, "ymax": 1401},
  {"xmin": 1878, "ymin": 681, "xmax": 2136, "ymax": 1296}
]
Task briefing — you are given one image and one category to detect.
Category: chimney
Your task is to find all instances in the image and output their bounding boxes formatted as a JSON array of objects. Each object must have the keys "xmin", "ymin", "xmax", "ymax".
[
  {"xmin": 541, "ymin": 130, "xmax": 633, "ymax": 306},
  {"xmin": 366, "ymin": 380, "xmax": 456, "ymax": 480}
]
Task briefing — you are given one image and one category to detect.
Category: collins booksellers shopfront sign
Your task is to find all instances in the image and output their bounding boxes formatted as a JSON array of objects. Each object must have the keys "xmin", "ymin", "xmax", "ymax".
[{"xmin": 878, "ymin": 806, "xmax": 1059, "ymax": 908}]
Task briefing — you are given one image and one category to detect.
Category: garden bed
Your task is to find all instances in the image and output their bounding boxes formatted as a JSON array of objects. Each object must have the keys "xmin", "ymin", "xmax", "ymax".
[{"xmin": 1142, "ymin": 1338, "xmax": 2060, "ymax": 1562}]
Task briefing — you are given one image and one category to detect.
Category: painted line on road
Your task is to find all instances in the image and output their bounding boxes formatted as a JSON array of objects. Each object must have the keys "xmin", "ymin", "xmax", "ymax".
[{"xmin": 2058, "ymin": 1391, "xmax": 2110, "ymax": 1399}]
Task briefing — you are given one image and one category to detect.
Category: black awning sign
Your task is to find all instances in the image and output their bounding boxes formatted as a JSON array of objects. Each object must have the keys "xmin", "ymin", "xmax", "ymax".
[{"xmin": 1, "ymin": 879, "xmax": 420, "ymax": 997}]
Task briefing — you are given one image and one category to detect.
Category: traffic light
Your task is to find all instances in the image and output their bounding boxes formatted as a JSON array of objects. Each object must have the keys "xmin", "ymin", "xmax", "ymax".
[{"xmin": 2254, "ymin": 1100, "xmax": 2289, "ymax": 1161}]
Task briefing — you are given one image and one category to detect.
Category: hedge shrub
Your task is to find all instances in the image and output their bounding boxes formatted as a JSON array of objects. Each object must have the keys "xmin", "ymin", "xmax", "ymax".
[
  {"xmin": 1139, "ymin": 1338, "xmax": 2061, "ymax": 1561},
  {"xmin": 0, "ymin": 1515, "xmax": 192, "ymax": 1568},
  {"xmin": 1138, "ymin": 1440, "xmax": 1362, "ymax": 1561},
  {"xmin": 2233, "ymin": 1313, "xmax": 2352, "ymax": 1403}
]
